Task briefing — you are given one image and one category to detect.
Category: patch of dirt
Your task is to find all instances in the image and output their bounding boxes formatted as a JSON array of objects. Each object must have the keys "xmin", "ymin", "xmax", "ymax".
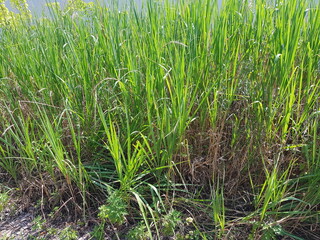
[{"xmin": 0, "ymin": 206, "xmax": 93, "ymax": 240}]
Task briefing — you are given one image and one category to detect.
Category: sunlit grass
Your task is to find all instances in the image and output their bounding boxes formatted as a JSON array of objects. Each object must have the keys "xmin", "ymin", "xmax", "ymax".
[{"xmin": 0, "ymin": 0, "xmax": 319, "ymax": 238}]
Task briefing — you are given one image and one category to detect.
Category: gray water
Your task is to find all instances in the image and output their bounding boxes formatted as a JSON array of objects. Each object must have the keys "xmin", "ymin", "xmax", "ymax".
[
  {"xmin": 5, "ymin": 0, "xmax": 223, "ymax": 14},
  {"xmin": 4, "ymin": 0, "xmax": 318, "ymax": 15},
  {"xmin": 5, "ymin": 0, "xmax": 101, "ymax": 13}
]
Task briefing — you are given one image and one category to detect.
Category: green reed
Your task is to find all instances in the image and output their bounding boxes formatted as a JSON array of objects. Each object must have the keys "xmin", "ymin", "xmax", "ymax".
[{"xmin": 0, "ymin": 0, "xmax": 319, "ymax": 238}]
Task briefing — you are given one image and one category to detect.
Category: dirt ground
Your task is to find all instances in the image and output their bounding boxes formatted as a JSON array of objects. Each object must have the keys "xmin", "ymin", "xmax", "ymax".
[{"xmin": 0, "ymin": 205, "xmax": 93, "ymax": 240}]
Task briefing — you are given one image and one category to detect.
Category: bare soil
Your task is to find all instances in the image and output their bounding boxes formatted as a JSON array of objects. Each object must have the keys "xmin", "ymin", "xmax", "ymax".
[{"xmin": 0, "ymin": 204, "xmax": 93, "ymax": 240}]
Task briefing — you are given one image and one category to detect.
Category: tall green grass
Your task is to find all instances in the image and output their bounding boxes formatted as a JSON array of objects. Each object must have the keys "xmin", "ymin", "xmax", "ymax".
[{"xmin": 0, "ymin": 0, "xmax": 319, "ymax": 238}]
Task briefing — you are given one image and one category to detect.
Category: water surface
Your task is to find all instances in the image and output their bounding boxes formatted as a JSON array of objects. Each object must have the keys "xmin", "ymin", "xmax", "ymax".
[{"xmin": 5, "ymin": 0, "xmax": 223, "ymax": 14}]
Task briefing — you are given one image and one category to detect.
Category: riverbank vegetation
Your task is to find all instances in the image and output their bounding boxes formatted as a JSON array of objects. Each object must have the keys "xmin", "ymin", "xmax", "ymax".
[{"xmin": 0, "ymin": 0, "xmax": 319, "ymax": 239}]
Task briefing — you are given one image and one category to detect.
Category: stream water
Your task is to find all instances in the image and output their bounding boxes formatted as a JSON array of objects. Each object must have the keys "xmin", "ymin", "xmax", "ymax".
[{"xmin": 5, "ymin": 0, "xmax": 223, "ymax": 15}]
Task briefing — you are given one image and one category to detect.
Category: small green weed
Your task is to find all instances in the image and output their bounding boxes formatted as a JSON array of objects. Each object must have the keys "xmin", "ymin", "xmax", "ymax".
[
  {"xmin": 127, "ymin": 222, "xmax": 149, "ymax": 240},
  {"xmin": 91, "ymin": 223, "xmax": 105, "ymax": 240},
  {"xmin": 0, "ymin": 192, "xmax": 9, "ymax": 212},
  {"xmin": 32, "ymin": 216, "xmax": 46, "ymax": 231},
  {"xmin": 92, "ymin": 190, "xmax": 128, "ymax": 239},
  {"xmin": 98, "ymin": 190, "xmax": 128, "ymax": 225},
  {"xmin": 0, "ymin": 234, "xmax": 14, "ymax": 240},
  {"xmin": 162, "ymin": 209, "xmax": 182, "ymax": 236},
  {"xmin": 59, "ymin": 226, "xmax": 78, "ymax": 240},
  {"xmin": 183, "ymin": 230, "xmax": 203, "ymax": 240}
]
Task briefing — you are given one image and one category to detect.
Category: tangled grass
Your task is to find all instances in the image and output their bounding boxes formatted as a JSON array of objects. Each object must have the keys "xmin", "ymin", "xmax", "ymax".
[{"xmin": 0, "ymin": 0, "xmax": 319, "ymax": 239}]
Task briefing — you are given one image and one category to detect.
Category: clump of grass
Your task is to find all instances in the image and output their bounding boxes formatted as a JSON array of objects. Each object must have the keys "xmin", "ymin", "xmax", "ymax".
[{"xmin": 0, "ymin": 0, "xmax": 319, "ymax": 238}]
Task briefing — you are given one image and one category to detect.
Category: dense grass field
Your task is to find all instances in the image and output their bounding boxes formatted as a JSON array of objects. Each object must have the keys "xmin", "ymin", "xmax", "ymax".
[{"xmin": 0, "ymin": 0, "xmax": 319, "ymax": 239}]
